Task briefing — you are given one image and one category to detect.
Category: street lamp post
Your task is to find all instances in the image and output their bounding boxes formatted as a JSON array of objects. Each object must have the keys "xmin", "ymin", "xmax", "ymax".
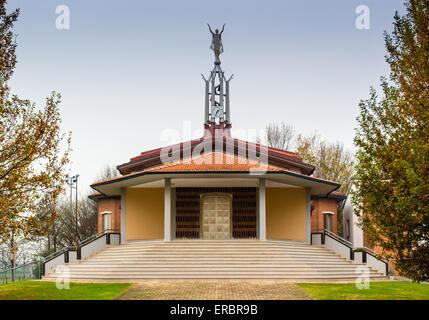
[{"xmin": 65, "ymin": 174, "xmax": 79, "ymax": 249}]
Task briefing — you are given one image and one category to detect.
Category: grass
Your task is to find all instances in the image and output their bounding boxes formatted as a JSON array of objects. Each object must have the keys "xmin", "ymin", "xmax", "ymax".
[
  {"xmin": 298, "ymin": 281, "xmax": 429, "ymax": 300},
  {"xmin": 2, "ymin": 280, "xmax": 428, "ymax": 300},
  {"xmin": 0, "ymin": 281, "xmax": 131, "ymax": 300}
]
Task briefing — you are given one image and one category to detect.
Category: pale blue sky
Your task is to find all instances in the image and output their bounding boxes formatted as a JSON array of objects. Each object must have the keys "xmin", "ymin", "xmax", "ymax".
[{"xmin": 8, "ymin": 0, "xmax": 405, "ymax": 194}]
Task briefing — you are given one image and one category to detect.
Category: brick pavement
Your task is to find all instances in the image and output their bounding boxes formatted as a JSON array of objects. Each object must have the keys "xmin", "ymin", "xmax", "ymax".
[{"xmin": 114, "ymin": 280, "xmax": 314, "ymax": 300}]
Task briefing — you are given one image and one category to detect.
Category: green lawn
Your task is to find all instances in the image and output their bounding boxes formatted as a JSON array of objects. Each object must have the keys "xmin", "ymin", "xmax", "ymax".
[
  {"xmin": 2, "ymin": 280, "xmax": 429, "ymax": 300},
  {"xmin": 298, "ymin": 281, "xmax": 429, "ymax": 300},
  {"xmin": 0, "ymin": 281, "xmax": 131, "ymax": 300}
]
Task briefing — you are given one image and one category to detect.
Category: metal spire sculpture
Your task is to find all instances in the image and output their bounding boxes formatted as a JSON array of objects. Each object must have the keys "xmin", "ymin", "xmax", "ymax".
[{"xmin": 202, "ymin": 24, "xmax": 233, "ymax": 137}]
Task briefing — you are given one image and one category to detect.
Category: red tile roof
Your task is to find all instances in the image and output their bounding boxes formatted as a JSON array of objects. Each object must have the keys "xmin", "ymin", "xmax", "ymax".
[
  {"xmin": 92, "ymin": 152, "xmax": 285, "ymax": 186},
  {"xmin": 145, "ymin": 152, "xmax": 284, "ymax": 172},
  {"xmin": 117, "ymin": 136, "xmax": 315, "ymax": 176},
  {"xmin": 128, "ymin": 137, "xmax": 302, "ymax": 163},
  {"xmin": 91, "ymin": 151, "xmax": 341, "ymax": 188}
]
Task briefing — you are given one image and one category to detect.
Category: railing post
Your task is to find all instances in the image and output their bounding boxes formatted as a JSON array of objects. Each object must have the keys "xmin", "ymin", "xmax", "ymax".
[
  {"xmin": 321, "ymin": 233, "xmax": 325, "ymax": 245},
  {"xmin": 106, "ymin": 233, "xmax": 111, "ymax": 245},
  {"xmin": 350, "ymin": 248, "xmax": 354, "ymax": 261},
  {"xmin": 64, "ymin": 251, "xmax": 69, "ymax": 264},
  {"xmin": 362, "ymin": 251, "xmax": 367, "ymax": 263},
  {"xmin": 77, "ymin": 247, "xmax": 81, "ymax": 260}
]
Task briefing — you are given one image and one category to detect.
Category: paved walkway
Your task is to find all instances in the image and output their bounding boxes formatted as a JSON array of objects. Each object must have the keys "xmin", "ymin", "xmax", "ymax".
[{"xmin": 114, "ymin": 281, "xmax": 314, "ymax": 300}]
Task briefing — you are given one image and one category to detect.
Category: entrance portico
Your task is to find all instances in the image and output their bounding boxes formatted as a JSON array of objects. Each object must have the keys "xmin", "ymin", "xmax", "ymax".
[
  {"xmin": 91, "ymin": 166, "xmax": 339, "ymax": 243},
  {"xmin": 121, "ymin": 176, "xmax": 271, "ymax": 242}
]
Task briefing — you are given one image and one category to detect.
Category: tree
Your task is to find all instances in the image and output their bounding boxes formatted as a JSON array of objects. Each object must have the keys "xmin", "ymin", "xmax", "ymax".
[
  {"xmin": 0, "ymin": 0, "xmax": 70, "ymax": 274},
  {"xmin": 93, "ymin": 164, "xmax": 119, "ymax": 183},
  {"xmin": 49, "ymin": 199, "xmax": 97, "ymax": 249},
  {"xmin": 296, "ymin": 133, "xmax": 354, "ymax": 237},
  {"xmin": 264, "ymin": 122, "xmax": 295, "ymax": 150},
  {"xmin": 41, "ymin": 165, "xmax": 119, "ymax": 256},
  {"xmin": 259, "ymin": 123, "xmax": 354, "ymax": 197},
  {"xmin": 0, "ymin": 0, "xmax": 18, "ymax": 97},
  {"xmin": 353, "ymin": 0, "xmax": 429, "ymax": 282},
  {"xmin": 296, "ymin": 133, "xmax": 354, "ymax": 196}
]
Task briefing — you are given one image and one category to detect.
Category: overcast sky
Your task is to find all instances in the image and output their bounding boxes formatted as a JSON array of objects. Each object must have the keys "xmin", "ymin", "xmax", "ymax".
[{"xmin": 9, "ymin": 0, "xmax": 405, "ymax": 195}]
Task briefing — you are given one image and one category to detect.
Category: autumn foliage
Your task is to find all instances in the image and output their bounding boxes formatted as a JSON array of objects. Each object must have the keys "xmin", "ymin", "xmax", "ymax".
[
  {"xmin": 0, "ymin": 1, "xmax": 70, "ymax": 249},
  {"xmin": 353, "ymin": 0, "xmax": 429, "ymax": 282}
]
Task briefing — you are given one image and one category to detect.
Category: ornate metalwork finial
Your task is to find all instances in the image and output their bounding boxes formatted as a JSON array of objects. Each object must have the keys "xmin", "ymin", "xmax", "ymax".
[{"xmin": 207, "ymin": 23, "xmax": 225, "ymax": 65}]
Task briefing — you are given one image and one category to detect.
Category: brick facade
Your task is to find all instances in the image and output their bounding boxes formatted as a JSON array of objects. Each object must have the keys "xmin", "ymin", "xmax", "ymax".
[
  {"xmin": 97, "ymin": 198, "xmax": 121, "ymax": 233},
  {"xmin": 311, "ymin": 197, "xmax": 338, "ymax": 234}
]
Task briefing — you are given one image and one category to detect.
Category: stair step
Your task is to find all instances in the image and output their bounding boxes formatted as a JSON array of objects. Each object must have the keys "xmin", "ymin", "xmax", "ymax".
[
  {"xmin": 70, "ymin": 263, "xmax": 357, "ymax": 267},
  {"xmin": 53, "ymin": 270, "xmax": 382, "ymax": 276},
  {"xmin": 62, "ymin": 268, "xmax": 371, "ymax": 273},
  {"xmin": 88, "ymin": 256, "xmax": 345, "ymax": 260},
  {"xmin": 44, "ymin": 240, "xmax": 385, "ymax": 280},
  {"xmin": 46, "ymin": 274, "xmax": 385, "ymax": 280},
  {"xmin": 99, "ymin": 251, "xmax": 331, "ymax": 256},
  {"xmin": 86, "ymin": 255, "xmax": 347, "ymax": 259}
]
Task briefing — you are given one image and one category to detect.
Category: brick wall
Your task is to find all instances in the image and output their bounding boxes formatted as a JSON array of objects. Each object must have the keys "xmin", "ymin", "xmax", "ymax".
[
  {"xmin": 97, "ymin": 198, "xmax": 121, "ymax": 233},
  {"xmin": 311, "ymin": 198, "xmax": 338, "ymax": 234}
]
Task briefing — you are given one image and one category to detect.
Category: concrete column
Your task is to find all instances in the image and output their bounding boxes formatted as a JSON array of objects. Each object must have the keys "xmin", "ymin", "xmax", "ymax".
[
  {"xmin": 204, "ymin": 80, "xmax": 209, "ymax": 123},
  {"xmin": 225, "ymin": 80, "xmax": 230, "ymax": 123},
  {"xmin": 164, "ymin": 178, "xmax": 172, "ymax": 241},
  {"xmin": 120, "ymin": 188, "xmax": 126, "ymax": 243},
  {"xmin": 305, "ymin": 188, "xmax": 311, "ymax": 243},
  {"xmin": 210, "ymin": 74, "xmax": 215, "ymax": 122},
  {"xmin": 219, "ymin": 74, "xmax": 224, "ymax": 122},
  {"xmin": 172, "ymin": 187, "xmax": 176, "ymax": 240},
  {"xmin": 258, "ymin": 178, "xmax": 266, "ymax": 240}
]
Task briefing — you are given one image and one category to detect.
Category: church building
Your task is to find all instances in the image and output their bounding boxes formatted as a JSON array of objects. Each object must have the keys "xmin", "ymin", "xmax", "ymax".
[
  {"xmin": 89, "ymin": 26, "xmax": 345, "ymax": 245},
  {"xmin": 44, "ymin": 27, "xmax": 389, "ymax": 282}
]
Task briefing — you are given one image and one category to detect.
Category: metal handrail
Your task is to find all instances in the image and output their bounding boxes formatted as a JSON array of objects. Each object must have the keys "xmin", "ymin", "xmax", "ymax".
[
  {"xmin": 356, "ymin": 246, "xmax": 392, "ymax": 263},
  {"xmin": 43, "ymin": 246, "xmax": 76, "ymax": 262},
  {"xmin": 359, "ymin": 246, "xmax": 382, "ymax": 257},
  {"xmin": 79, "ymin": 229, "xmax": 119, "ymax": 247},
  {"xmin": 312, "ymin": 228, "xmax": 353, "ymax": 247},
  {"xmin": 44, "ymin": 229, "xmax": 120, "ymax": 263},
  {"xmin": 355, "ymin": 246, "xmax": 391, "ymax": 275},
  {"xmin": 323, "ymin": 229, "xmax": 353, "ymax": 247},
  {"xmin": 311, "ymin": 229, "xmax": 391, "ymax": 275}
]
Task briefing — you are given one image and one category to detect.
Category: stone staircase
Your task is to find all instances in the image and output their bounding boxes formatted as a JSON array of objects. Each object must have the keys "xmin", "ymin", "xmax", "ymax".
[{"xmin": 43, "ymin": 240, "xmax": 386, "ymax": 281}]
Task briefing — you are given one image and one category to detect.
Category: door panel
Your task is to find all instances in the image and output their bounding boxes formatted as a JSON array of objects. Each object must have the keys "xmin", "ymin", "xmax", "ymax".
[{"xmin": 201, "ymin": 194, "xmax": 232, "ymax": 239}]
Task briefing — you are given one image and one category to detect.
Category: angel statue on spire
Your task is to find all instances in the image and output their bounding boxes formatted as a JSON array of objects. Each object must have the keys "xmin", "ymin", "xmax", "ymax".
[{"xmin": 207, "ymin": 23, "xmax": 225, "ymax": 64}]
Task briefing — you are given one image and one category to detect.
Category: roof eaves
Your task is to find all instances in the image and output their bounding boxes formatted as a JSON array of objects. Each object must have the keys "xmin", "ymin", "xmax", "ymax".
[{"xmin": 91, "ymin": 169, "xmax": 341, "ymax": 190}]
